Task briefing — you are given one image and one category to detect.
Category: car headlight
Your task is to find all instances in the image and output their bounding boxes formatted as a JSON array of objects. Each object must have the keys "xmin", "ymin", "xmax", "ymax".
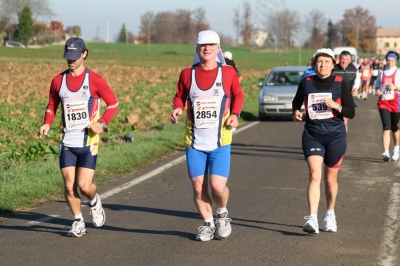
[{"xmin": 262, "ymin": 94, "xmax": 277, "ymax": 102}]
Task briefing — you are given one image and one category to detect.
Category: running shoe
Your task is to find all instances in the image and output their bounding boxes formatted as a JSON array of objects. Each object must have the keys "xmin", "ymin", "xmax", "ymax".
[
  {"xmin": 215, "ymin": 212, "xmax": 232, "ymax": 239},
  {"xmin": 88, "ymin": 193, "xmax": 106, "ymax": 227},
  {"xmin": 392, "ymin": 150, "xmax": 400, "ymax": 161},
  {"xmin": 67, "ymin": 219, "xmax": 86, "ymax": 237},
  {"xmin": 302, "ymin": 216, "xmax": 319, "ymax": 234},
  {"xmin": 323, "ymin": 215, "xmax": 337, "ymax": 232},
  {"xmin": 383, "ymin": 152, "xmax": 391, "ymax": 162},
  {"xmin": 195, "ymin": 222, "xmax": 215, "ymax": 241}
]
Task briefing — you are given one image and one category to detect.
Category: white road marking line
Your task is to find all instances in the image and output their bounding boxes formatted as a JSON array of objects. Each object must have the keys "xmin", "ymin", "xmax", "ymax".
[
  {"xmin": 377, "ymin": 183, "xmax": 400, "ymax": 266},
  {"xmin": 27, "ymin": 215, "xmax": 60, "ymax": 225},
  {"xmin": 27, "ymin": 121, "xmax": 260, "ymax": 225}
]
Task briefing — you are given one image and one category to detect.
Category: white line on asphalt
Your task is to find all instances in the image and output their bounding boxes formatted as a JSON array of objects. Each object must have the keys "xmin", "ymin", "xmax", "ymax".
[
  {"xmin": 27, "ymin": 215, "xmax": 60, "ymax": 225},
  {"xmin": 377, "ymin": 183, "xmax": 400, "ymax": 266},
  {"xmin": 27, "ymin": 121, "xmax": 260, "ymax": 225}
]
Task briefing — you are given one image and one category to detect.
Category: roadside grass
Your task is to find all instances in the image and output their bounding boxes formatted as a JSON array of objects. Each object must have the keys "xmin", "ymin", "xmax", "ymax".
[{"xmin": 0, "ymin": 42, "xmax": 299, "ymax": 216}]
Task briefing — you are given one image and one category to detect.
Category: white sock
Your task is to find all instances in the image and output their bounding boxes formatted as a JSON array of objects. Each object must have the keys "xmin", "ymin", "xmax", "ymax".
[
  {"xmin": 394, "ymin": 146, "xmax": 399, "ymax": 152},
  {"xmin": 204, "ymin": 217, "xmax": 215, "ymax": 227},
  {"xmin": 310, "ymin": 214, "xmax": 317, "ymax": 221},
  {"xmin": 216, "ymin": 207, "xmax": 228, "ymax": 214},
  {"xmin": 384, "ymin": 150, "xmax": 390, "ymax": 155},
  {"xmin": 74, "ymin": 213, "xmax": 83, "ymax": 221},
  {"xmin": 326, "ymin": 210, "xmax": 335, "ymax": 217},
  {"xmin": 89, "ymin": 197, "xmax": 97, "ymax": 206}
]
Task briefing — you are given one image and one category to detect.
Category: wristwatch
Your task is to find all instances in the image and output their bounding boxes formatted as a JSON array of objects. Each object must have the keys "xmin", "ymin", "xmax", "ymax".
[
  {"xmin": 337, "ymin": 105, "xmax": 342, "ymax": 113},
  {"xmin": 99, "ymin": 121, "xmax": 106, "ymax": 129}
]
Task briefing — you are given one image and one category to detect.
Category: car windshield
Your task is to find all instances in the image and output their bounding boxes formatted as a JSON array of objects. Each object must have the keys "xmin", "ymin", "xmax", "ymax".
[{"xmin": 265, "ymin": 71, "xmax": 304, "ymax": 86}]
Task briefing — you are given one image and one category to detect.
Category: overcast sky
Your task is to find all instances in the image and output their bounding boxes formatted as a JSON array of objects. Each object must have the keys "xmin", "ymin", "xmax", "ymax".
[{"xmin": 49, "ymin": 0, "xmax": 399, "ymax": 43}]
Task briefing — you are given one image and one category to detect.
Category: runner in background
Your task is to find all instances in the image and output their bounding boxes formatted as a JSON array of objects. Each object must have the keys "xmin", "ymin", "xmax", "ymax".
[
  {"xmin": 375, "ymin": 51, "xmax": 400, "ymax": 161},
  {"xmin": 359, "ymin": 57, "xmax": 372, "ymax": 100},
  {"xmin": 333, "ymin": 50, "xmax": 360, "ymax": 132},
  {"xmin": 223, "ymin": 51, "xmax": 243, "ymax": 84},
  {"xmin": 38, "ymin": 37, "xmax": 119, "ymax": 237},
  {"xmin": 369, "ymin": 57, "xmax": 381, "ymax": 95}
]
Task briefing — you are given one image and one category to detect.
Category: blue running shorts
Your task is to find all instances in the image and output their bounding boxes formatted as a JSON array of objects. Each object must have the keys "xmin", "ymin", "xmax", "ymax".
[
  {"xmin": 302, "ymin": 131, "xmax": 346, "ymax": 169},
  {"xmin": 59, "ymin": 144, "xmax": 97, "ymax": 169},
  {"xmin": 185, "ymin": 145, "xmax": 231, "ymax": 179}
]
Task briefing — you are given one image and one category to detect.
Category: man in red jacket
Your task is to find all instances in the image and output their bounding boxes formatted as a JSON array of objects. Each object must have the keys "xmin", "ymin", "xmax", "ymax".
[
  {"xmin": 171, "ymin": 30, "xmax": 244, "ymax": 241},
  {"xmin": 38, "ymin": 37, "xmax": 119, "ymax": 237}
]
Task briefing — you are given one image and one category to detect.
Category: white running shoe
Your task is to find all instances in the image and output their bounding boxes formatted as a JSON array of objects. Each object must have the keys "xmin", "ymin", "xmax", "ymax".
[
  {"xmin": 383, "ymin": 152, "xmax": 391, "ymax": 162},
  {"xmin": 67, "ymin": 219, "xmax": 86, "ymax": 237},
  {"xmin": 88, "ymin": 193, "xmax": 106, "ymax": 227},
  {"xmin": 323, "ymin": 215, "xmax": 337, "ymax": 232},
  {"xmin": 195, "ymin": 222, "xmax": 215, "ymax": 241},
  {"xmin": 392, "ymin": 150, "xmax": 400, "ymax": 161},
  {"xmin": 215, "ymin": 212, "xmax": 232, "ymax": 239},
  {"xmin": 303, "ymin": 216, "xmax": 319, "ymax": 234}
]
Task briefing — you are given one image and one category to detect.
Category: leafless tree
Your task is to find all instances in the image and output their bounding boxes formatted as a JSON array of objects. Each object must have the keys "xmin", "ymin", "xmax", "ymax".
[
  {"xmin": 265, "ymin": 8, "xmax": 300, "ymax": 60},
  {"xmin": 233, "ymin": 6, "xmax": 240, "ymax": 45},
  {"xmin": 0, "ymin": 0, "xmax": 53, "ymax": 23},
  {"xmin": 240, "ymin": 1, "xmax": 253, "ymax": 46},
  {"xmin": 192, "ymin": 7, "xmax": 209, "ymax": 34},
  {"xmin": 138, "ymin": 12, "xmax": 155, "ymax": 44},
  {"xmin": 304, "ymin": 10, "xmax": 326, "ymax": 49},
  {"xmin": 338, "ymin": 5, "xmax": 377, "ymax": 52},
  {"xmin": 153, "ymin": 11, "xmax": 175, "ymax": 44},
  {"xmin": 174, "ymin": 9, "xmax": 193, "ymax": 44}
]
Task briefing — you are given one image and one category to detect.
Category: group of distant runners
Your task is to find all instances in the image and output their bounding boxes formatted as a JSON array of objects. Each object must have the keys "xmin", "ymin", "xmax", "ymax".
[{"xmin": 37, "ymin": 31, "xmax": 400, "ymax": 240}]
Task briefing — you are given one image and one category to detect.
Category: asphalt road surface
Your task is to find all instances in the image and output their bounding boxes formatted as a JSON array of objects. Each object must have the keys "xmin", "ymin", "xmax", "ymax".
[{"xmin": 1, "ymin": 95, "xmax": 400, "ymax": 266}]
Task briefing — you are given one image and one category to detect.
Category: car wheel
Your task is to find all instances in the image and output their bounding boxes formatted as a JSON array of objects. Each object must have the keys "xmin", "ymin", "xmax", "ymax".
[{"xmin": 259, "ymin": 113, "xmax": 269, "ymax": 121}]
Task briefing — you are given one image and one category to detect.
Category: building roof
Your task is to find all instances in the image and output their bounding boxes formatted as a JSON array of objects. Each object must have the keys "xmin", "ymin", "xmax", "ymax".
[{"xmin": 376, "ymin": 28, "xmax": 400, "ymax": 38}]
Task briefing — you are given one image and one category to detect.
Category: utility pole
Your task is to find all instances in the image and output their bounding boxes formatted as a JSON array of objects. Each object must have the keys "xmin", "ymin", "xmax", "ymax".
[{"xmin": 106, "ymin": 19, "xmax": 109, "ymax": 43}]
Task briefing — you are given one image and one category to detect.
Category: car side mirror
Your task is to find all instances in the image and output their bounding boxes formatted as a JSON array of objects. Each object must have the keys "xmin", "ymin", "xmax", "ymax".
[{"xmin": 257, "ymin": 82, "xmax": 263, "ymax": 87}]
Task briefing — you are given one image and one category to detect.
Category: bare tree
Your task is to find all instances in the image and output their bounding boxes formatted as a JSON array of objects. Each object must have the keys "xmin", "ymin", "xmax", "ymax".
[
  {"xmin": 192, "ymin": 7, "xmax": 209, "ymax": 34},
  {"xmin": 265, "ymin": 8, "xmax": 300, "ymax": 60},
  {"xmin": 304, "ymin": 10, "xmax": 326, "ymax": 49},
  {"xmin": 0, "ymin": 0, "xmax": 54, "ymax": 23},
  {"xmin": 174, "ymin": 9, "xmax": 193, "ymax": 44},
  {"xmin": 326, "ymin": 19, "xmax": 340, "ymax": 48},
  {"xmin": 339, "ymin": 5, "xmax": 377, "ymax": 52},
  {"xmin": 233, "ymin": 6, "xmax": 240, "ymax": 45},
  {"xmin": 240, "ymin": 1, "xmax": 253, "ymax": 46},
  {"xmin": 138, "ymin": 12, "xmax": 155, "ymax": 44},
  {"xmin": 153, "ymin": 11, "xmax": 175, "ymax": 43}
]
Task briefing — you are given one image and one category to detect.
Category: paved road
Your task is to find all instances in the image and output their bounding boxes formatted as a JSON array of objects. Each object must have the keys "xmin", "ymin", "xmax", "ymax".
[{"xmin": 1, "ymin": 95, "xmax": 400, "ymax": 266}]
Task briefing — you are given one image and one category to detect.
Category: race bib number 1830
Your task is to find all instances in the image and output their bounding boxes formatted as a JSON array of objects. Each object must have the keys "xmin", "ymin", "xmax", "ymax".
[{"xmin": 63, "ymin": 101, "xmax": 90, "ymax": 131}]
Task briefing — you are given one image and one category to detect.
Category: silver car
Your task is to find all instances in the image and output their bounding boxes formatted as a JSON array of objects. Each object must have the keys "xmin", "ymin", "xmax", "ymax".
[{"xmin": 258, "ymin": 66, "xmax": 307, "ymax": 120}]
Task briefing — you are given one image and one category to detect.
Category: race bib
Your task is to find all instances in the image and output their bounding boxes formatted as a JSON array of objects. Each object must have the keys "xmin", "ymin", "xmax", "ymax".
[
  {"xmin": 63, "ymin": 101, "xmax": 90, "ymax": 130},
  {"xmin": 307, "ymin": 93, "xmax": 333, "ymax": 120},
  {"xmin": 380, "ymin": 84, "xmax": 394, "ymax": 100},
  {"xmin": 372, "ymin": 69, "xmax": 379, "ymax": 76},
  {"xmin": 363, "ymin": 70, "xmax": 370, "ymax": 77},
  {"xmin": 193, "ymin": 100, "xmax": 220, "ymax": 128}
]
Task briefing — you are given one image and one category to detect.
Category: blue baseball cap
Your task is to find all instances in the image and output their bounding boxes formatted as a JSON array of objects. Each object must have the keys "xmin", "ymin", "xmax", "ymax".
[{"xmin": 63, "ymin": 37, "xmax": 86, "ymax": 60}]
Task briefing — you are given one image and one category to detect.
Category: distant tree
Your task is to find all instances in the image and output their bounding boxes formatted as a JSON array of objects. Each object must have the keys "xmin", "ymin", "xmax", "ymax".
[
  {"xmin": 338, "ymin": 5, "xmax": 377, "ymax": 52},
  {"xmin": 232, "ymin": 6, "xmax": 240, "ymax": 45},
  {"xmin": 237, "ymin": 1, "xmax": 253, "ymax": 46},
  {"xmin": 265, "ymin": 8, "xmax": 300, "ymax": 60},
  {"xmin": 65, "ymin": 26, "xmax": 81, "ymax": 37},
  {"xmin": 326, "ymin": 19, "xmax": 340, "ymax": 48},
  {"xmin": 192, "ymin": 7, "xmax": 209, "ymax": 34},
  {"xmin": 173, "ymin": 9, "xmax": 193, "ymax": 44},
  {"xmin": 305, "ymin": 10, "xmax": 326, "ymax": 49},
  {"xmin": 118, "ymin": 23, "xmax": 127, "ymax": 43},
  {"xmin": 0, "ymin": 0, "xmax": 53, "ymax": 23},
  {"xmin": 153, "ymin": 11, "xmax": 175, "ymax": 43},
  {"xmin": 138, "ymin": 11, "xmax": 155, "ymax": 43},
  {"xmin": 16, "ymin": 4, "xmax": 33, "ymax": 45}
]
